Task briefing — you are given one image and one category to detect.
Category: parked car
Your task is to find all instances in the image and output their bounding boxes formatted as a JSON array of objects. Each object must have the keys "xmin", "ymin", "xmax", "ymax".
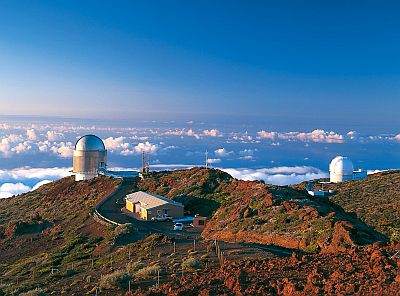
[
  {"xmin": 173, "ymin": 223, "xmax": 184, "ymax": 231},
  {"xmin": 151, "ymin": 215, "xmax": 172, "ymax": 222}
]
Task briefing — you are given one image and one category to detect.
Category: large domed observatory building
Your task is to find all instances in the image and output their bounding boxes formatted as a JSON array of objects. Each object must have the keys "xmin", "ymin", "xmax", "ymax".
[
  {"xmin": 72, "ymin": 135, "xmax": 107, "ymax": 181},
  {"xmin": 329, "ymin": 156, "xmax": 367, "ymax": 183}
]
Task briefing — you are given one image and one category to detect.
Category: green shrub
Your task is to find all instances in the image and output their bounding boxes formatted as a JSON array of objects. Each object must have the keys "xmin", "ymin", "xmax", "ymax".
[
  {"xmin": 19, "ymin": 288, "xmax": 47, "ymax": 296},
  {"xmin": 390, "ymin": 227, "xmax": 400, "ymax": 242},
  {"xmin": 134, "ymin": 264, "xmax": 161, "ymax": 279},
  {"xmin": 112, "ymin": 224, "xmax": 135, "ymax": 245},
  {"xmin": 126, "ymin": 260, "xmax": 145, "ymax": 274},
  {"xmin": 304, "ymin": 243, "xmax": 319, "ymax": 254},
  {"xmin": 99, "ymin": 270, "xmax": 131, "ymax": 290},
  {"xmin": 181, "ymin": 257, "xmax": 202, "ymax": 271}
]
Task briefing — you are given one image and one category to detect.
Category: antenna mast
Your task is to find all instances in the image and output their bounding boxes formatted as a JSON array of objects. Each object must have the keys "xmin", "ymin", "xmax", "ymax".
[
  {"xmin": 205, "ymin": 150, "xmax": 209, "ymax": 168},
  {"xmin": 141, "ymin": 151, "xmax": 150, "ymax": 174}
]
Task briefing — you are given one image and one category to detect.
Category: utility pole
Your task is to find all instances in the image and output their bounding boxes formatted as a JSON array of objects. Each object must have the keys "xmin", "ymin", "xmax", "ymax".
[{"xmin": 141, "ymin": 151, "xmax": 150, "ymax": 174}]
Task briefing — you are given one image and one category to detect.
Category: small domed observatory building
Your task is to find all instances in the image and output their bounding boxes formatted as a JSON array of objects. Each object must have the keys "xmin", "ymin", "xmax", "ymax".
[
  {"xmin": 72, "ymin": 135, "xmax": 107, "ymax": 181},
  {"xmin": 329, "ymin": 156, "xmax": 367, "ymax": 183}
]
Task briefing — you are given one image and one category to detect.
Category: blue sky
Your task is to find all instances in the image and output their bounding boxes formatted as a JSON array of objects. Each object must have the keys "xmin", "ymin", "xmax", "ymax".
[{"xmin": 0, "ymin": 1, "xmax": 399, "ymax": 128}]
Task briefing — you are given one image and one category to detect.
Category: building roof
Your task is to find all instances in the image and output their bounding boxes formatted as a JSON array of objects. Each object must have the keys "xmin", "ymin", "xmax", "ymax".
[
  {"xmin": 125, "ymin": 191, "xmax": 183, "ymax": 210},
  {"xmin": 329, "ymin": 156, "xmax": 354, "ymax": 176},
  {"xmin": 75, "ymin": 134, "xmax": 106, "ymax": 151}
]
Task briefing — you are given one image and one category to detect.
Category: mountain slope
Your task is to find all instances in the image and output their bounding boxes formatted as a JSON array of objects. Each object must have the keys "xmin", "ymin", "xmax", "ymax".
[
  {"xmin": 328, "ymin": 171, "xmax": 400, "ymax": 242},
  {"xmin": 139, "ymin": 168, "xmax": 387, "ymax": 252},
  {"xmin": 0, "ymin": 168, "xmax": 398, "ymax": 295},
  {"xmin": 0, "ymin": 176, "xmax": 122, "ymax": 294}
]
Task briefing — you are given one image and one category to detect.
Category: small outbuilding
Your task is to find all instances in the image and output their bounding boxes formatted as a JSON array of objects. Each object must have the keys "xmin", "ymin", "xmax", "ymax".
[
  {"xmin": 192, "ymin": 215, "xmax": 208, "ymax": 230},
  {"xmin": 125, "ymin": 191, "xmax": 184, "ymax": 220}
]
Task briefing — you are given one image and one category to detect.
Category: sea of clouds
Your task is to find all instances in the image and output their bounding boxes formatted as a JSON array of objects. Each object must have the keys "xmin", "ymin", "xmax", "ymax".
[
  {"xmin": 221, "ymin": 166, "xmax": 328, "ymax": 186},
  {"xmin": 0, "ymin": 118, "xmax": 398, "ymax": 198},
  {"xmin": 0, "ymin": 167, "xmax": 71, "ymax": 198},
  {"xmin": 0, "ymin": 165, "xmax": 329, "ymax": 198}
]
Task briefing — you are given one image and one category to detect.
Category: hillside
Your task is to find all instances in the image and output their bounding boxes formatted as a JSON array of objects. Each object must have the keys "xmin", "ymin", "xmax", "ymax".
[
  {"xmin": 328, "ymin": 171, "xmax": 400, "ymax": 242},
  {"xmin": 0, "ymin": 168, "xmax": 399, "ymax": 295},
  {"xmin": 145, "ymin": 243, "xmax": 400, "ymax": 296},
  {"xmin": 0, "ymin": 176, "xmax": 122, "ymax": 295},
  {"xmin": 138, "ymin": 168, "xmax": 233, "ymax": 216},
  {"xmin": 140, "ymin": 168, "xmax": 387, "ymax": 253}
]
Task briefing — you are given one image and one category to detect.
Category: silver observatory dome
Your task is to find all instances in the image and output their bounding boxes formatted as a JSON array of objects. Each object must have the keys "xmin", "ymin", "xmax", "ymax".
[
  {"xmin": 75, "ymin": 134, "xmax": 106, "ymax": 151},
  {"xmin": 72, "ymin": 135, "xmax": 107, "ymax": 181}
]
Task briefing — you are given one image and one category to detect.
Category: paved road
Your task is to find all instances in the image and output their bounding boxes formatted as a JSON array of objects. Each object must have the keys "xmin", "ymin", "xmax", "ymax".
[{"xmin": 97, "ymin": 177, "xmax": 137, "ymax": 224}]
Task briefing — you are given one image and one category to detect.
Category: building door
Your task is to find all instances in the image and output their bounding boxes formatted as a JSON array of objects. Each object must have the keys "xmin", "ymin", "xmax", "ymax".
[{"xmin": 134, "ymin": 203, "xmax": 141, "ymax": 213}]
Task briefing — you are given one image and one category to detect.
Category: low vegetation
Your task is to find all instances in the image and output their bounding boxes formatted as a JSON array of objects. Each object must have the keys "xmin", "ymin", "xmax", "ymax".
[
  {"xmin": 99, "ymin": 270, "xmax": 131, "ymax": 290},
  {"xmin": 181, "ymin": 257, "xmax": 202, "ymax": 271},
  {"xmin": 0, "ymin": 168, "xmax": 398, "ymax": 295},
  {"xmin": 134, "ymin": 264, "xmax": 161, "ymax": 279},
  {"xmin": 328, "ymin": 171, "xmax": 400, "ymax": 241}
]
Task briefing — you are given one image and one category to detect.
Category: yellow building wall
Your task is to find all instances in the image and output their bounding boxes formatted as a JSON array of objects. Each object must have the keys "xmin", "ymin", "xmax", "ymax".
[
  {"xmin": 126, "ymin": 200, "xmax": 134, "ymax": 212},
  {"xmin": 140, "ymin": 208, "xmax": 148, "ymax": 220}
]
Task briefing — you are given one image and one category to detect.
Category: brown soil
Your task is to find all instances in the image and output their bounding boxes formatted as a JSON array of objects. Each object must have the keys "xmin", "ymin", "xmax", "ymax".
[{"xmin": 143, "ymin": 243, "xmax": 400, "ymax": 296}]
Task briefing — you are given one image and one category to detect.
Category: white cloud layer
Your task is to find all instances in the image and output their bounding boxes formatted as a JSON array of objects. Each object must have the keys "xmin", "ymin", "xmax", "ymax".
[
  {"xmin": 221, "ymin": 166, "xmax": 328, "ymax": 186},
  {"xmin": 258, "ymin": 129, "xmax": 344, "ymax": 143},
  {"xmin": 202, "ymin": 129, "xmax": 221, "ymax": 137},
  {"xmin": 207, "ymin": 158, "xmax": 221, "ymax": 164},
  {"xmin": 0, "ymin": 167, "xmax": 71, "ymax": 198},
  {"xmin": 0, "ymin": 182, "xmax": 31, "ymax": 199},
  {"xmin": 215, "ymin": 148, "xmax": 234, "ymax": 157},
  {"xmin": 133, "ymin": 142, "xmax": 157, "ymax": 154}
]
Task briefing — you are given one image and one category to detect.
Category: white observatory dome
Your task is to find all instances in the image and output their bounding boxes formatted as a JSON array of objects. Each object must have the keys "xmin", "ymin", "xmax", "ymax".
[
  {"xmin": 75, "ymin": 135, "xmax": 105, "ymax": 151},
  {"xmin": 329, "ymin": 156, "xmax": 354, "ymax": 183}
]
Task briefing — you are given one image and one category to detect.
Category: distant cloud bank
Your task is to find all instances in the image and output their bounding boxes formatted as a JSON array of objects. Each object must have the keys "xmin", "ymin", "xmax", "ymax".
[
  {"xmin": 0, "ymin": 167, "xmax": 71, "ymax": 198},
  {"xmin": 221, "ymin": 166, "xmax": 328, "ymax": 186},
  {"xmin": 257, "ymin": 129, "xmax": 344, "ymax": 143}
]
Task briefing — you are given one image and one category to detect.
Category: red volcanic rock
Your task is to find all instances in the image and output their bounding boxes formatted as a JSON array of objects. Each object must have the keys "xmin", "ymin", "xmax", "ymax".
[
  {"xmin": 304, "ymin": 268, "xmax": 322, "ymax": 295},
  {"xmin": 142, "ymin": 244, "xmax": 400, "ymax": 296},
  {"xmin": 223, "ymin": 269, "xmax": 247, "ymax": 296},
  {"xmin": 281, "ymin": 278, "xmax": 300, "ymax": 296},
  {"xmin": 282, "ymin": 201, "xmax": 299, "ymax": 212},
  {"xmin": 4, "ymin": 224, "xmax": 16, "ymax": 238},
  {"xmin": 395, "ymin": 274, "xmax": 400, "ymax": 284},
  {"xmin": 321, "ymin": 221, "xmax": 356, "ymax": 253}
]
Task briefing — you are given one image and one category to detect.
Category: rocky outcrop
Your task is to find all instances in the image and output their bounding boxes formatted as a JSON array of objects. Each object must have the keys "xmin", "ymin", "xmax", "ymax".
[{"xmin": 144, "ymin": 244, "xmax": 400, "ymax": 296}]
